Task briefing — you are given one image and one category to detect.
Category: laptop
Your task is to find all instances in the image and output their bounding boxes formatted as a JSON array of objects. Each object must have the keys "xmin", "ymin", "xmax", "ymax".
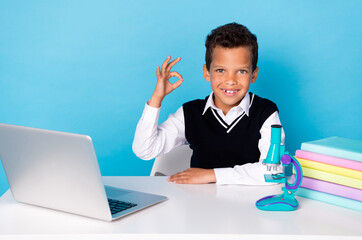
[{"xmin": 0, "ymin": 123, "xmax": 167, "ymax": 221}]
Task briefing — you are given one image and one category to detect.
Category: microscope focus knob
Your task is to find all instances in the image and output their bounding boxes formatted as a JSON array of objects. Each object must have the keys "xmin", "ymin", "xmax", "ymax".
[{"xmin": 281, "ymin": 154, "xmax": 292, "ymax": 165}]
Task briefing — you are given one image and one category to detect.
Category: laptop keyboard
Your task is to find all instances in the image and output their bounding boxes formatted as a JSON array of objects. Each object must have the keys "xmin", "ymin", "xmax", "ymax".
[{"xmin": 108, "ymin": 198, "xmax": 138, "ymax": 215}]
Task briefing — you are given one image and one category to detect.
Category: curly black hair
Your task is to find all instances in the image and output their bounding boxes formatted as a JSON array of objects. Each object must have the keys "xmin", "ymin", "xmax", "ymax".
[{"xmin": 205, "ymin": 23, "xmax": 258, "ymax": 72}]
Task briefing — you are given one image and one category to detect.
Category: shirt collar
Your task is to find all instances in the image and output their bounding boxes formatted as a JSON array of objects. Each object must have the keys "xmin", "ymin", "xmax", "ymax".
[{"xmin": 202, "ymin": 92, "xmax": 251, "ymax": 116}]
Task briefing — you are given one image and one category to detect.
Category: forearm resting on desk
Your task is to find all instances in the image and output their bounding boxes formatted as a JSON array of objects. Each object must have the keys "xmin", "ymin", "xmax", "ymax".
[
  {"xmin": 214, "ymin": 162, "xmax": 283, "ymax": 185},
  {"xmin": 167, "ymin": 162, "xmax": 282, "ymax": 185},
  {"xmin": 168, "ymin": 168, "xmax": 216, "ymax": 184}
]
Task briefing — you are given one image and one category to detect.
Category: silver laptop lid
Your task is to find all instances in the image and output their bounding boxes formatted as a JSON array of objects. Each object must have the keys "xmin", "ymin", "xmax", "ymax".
[{"xmin": 0, "ymin": 123, "xmax": 112, "ymax": 221}]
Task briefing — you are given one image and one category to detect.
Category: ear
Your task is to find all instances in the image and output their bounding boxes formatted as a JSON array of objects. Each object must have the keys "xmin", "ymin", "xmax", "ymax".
[
  {"xmin": 203, "ymin": 64, "xmax": 210, "ymax": 82},
  {"xmin": 251, "ymin": 66, "xmax": 259, "ymax": 83}
]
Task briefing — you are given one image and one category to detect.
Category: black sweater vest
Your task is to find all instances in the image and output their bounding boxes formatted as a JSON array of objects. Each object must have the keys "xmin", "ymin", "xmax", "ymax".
[{"xmin": 183, "ymin": 93, "xmax": 278, "ymax": 169}]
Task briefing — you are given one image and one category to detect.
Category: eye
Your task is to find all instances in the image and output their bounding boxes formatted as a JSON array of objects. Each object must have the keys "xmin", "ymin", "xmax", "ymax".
[
  {"xmin": 216, "ymin": 69, "xmax": 224, "ymax": 73},
  {"xmin": 239, "ymin": 70, "xmax": 247, "ymax": 74}
]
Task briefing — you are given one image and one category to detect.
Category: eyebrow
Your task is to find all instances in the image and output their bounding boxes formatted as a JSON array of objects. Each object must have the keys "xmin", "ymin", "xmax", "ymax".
[{"xmin": 213, "ymin": 65, "xmax": 250, "ymax": 69}]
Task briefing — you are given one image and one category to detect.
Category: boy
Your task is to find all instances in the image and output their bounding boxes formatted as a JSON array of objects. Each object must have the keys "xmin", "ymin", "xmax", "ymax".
[{"xmin": 133, "ymin": 23, "xmax": 284, "ymax": 185}]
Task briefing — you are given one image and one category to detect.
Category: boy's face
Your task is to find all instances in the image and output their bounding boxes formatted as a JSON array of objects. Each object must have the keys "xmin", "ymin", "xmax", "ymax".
[{"xmin": 203, "ymin": 46, "xmax": 259, "ymax": 115}]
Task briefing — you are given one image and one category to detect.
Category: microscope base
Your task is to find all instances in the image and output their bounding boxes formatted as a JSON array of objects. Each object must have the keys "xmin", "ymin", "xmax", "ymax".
[{"xmin": 256, "ymin": 194, "xmax": 299, "ymax": 211}]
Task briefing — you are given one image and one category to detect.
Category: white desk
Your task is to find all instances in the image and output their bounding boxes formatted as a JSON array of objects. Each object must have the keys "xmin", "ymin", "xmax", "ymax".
[{"xmin": 0, "ymin": 176, "xmax": 361, "ymax": 239}]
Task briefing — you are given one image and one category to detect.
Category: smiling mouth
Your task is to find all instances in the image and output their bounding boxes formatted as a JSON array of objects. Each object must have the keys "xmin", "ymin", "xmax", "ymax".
[{"xmin": 222, "ymin": 89, "xmax": 239, "ymax": 95}]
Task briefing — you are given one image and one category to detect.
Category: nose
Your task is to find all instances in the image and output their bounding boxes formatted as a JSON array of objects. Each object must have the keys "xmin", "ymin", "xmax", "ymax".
[{"xmin": 225, "ymin": 73, "xmax": 237, "ymax": 85}]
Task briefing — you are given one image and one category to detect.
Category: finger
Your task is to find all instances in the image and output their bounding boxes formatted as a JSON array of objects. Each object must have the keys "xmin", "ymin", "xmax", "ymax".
[
  {"xmin": 170, "ymin": 176, "xmax": 190, "ymax": 184},
  {"xmin": 168, "ymin": 173, "xmax": 179, "ymax": 182},
  {"xmin": 161, "ymin": 56, "xmax": 171, "ymax": 74},
  {"xmin": 166, "ymin": 57, "xmax": 181, "ymax": 72},
  {"xmin": 156, "ymin": 66, "xmax": 161, "ymax": 79},
  {"xmin": 171, "ymin": 173, "xmax": 193, "ymax": 184},
  {"xmin": 169, "ymin": 72, "xmax": 184, "ymax": 90},
  {"xmin": 169, "ymin": 71, "xmax": 183, "ymax": 81},
  {"xmin": 174, "ymin": 179, "xmax": 190, "ymax": 184},
  {"xmin": 169, "ymin": 171, "xmax": 185, "ymax": 179},
  {"xmin": 168, "ymin": 171, "xmax": 187, "ymax": 181},
  {"xmin": 168, "ymin": 177, "xmax": 188, "ymax": 184},
  {"xmin": 171, "ymin": 80, "xmax": 183, "ymax": 90}
]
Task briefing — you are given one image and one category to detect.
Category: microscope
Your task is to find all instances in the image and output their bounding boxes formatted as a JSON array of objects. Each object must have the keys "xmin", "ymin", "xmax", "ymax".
[{"xmin": 255, "ymin": 125, "xmax": 303, "ymax": 211}]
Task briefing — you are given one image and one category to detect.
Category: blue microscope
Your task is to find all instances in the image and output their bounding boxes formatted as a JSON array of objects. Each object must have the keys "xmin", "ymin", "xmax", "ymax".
[{"xmin": 255, "ymin": 125, "xmax": 303, "ymax": 211}]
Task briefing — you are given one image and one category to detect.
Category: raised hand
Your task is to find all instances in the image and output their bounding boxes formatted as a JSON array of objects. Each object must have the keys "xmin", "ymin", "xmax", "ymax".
[{"xmin": 149, "ymin": 56, "xmax": 183, "ymax": 108}]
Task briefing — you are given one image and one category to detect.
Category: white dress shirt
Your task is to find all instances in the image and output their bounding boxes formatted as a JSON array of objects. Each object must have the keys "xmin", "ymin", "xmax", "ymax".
[{"xmin": 133, "ymin": 92, "xmax": 285, "ymax": 185}]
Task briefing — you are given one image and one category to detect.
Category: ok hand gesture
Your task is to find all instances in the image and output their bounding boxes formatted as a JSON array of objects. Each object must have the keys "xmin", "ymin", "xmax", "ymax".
[{"xmin": 149, "ymin": 56, "xmax": 183, "ymax": 108}]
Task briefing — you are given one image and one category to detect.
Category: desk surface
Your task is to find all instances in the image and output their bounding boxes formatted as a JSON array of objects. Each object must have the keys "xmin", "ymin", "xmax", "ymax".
[{"xmin": 0, "ymin": 176, "xmax": 361, "ymax": 239}]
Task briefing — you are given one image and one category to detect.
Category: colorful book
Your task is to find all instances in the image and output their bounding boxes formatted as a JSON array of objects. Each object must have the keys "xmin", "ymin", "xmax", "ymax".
[
  {"xmin": 296, "ymin": 187, "xmax": 362, "ymax": 212},
  {"xmin": 296, "ymin": 158, "xmax": 362, "ymax": 180},
  {"xmin": 300, "ymin": 177, "xmax": 362, "ymax": 201},
  {"xmin": 295, "ymin": 150, "xmax": 362, "ymax": 171},
  {"xmin": 300, "ymin": 167, "xmax": 362, "ymax": 189},
  {"xmin": 301, "ymin": 137, "xmax": 362, "ymax": 162}
]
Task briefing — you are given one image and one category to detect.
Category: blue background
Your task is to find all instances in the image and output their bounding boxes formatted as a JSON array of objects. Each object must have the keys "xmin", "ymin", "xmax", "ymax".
[{"xmin": 1, "ymin": 1, "xmax": 361, "ymax": 196}]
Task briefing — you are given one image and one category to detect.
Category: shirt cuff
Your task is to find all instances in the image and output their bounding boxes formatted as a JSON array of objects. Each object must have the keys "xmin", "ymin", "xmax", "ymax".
[
  {"xmin": 214, "ymin": 163, "xmax": 283, "ymax": 185},
  {"xmin": 141, "ymin": 101, "xmax": 161, "ymax": 123},
  {"xmin": 214, "ymin": 168, "xmax": 235, "ymax": 185}
]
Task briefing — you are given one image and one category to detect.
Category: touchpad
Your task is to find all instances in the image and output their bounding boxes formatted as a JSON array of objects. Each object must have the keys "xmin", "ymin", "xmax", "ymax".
[{"xmin": 105, "ymin": 186, "xmax": 131, "ymax": 198}]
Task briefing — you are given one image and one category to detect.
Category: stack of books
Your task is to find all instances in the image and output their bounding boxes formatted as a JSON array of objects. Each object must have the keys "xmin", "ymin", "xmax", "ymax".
[{"xmin": 294, "ymin": 136, "xmax": 362, "ymax": 212}]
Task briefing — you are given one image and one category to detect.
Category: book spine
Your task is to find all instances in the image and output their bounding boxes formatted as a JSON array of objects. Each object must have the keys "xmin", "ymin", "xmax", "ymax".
[
  {"xmin": 296, "ymin": 158, "xmax": 362, "ymax": 180},
  {"xmin": 296, "ymin": 187, "xmax": 362, "ymax": 212},
  {"xmin": 301, "ymin": 177, "xmax": 362, "ymax": 201},
  {"xmin": 301, "ymin": 142, "xmax": 362, "ymax": 163},
  {"xmin": 301, "ymin": 167, "xmax": 362, "ymax": 189},
  {"xmin": 295, "ymin": 150, "xmax": 362, "ymax": 171}
]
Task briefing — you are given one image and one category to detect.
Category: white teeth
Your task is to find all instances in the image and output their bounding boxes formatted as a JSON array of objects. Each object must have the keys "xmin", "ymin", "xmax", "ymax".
[{"xmin": 224, "ymin": 90, "xmax": 237, "ymax": 93}]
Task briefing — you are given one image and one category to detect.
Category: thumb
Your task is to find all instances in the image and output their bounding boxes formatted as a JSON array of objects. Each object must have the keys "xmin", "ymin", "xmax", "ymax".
[
  {"xmin": 171, "ymin": 78, "xmax": 183, "ymax": 90},
  {"xmin": 169, "ymin": 71, "xmax": 184, "ymax": 90}
]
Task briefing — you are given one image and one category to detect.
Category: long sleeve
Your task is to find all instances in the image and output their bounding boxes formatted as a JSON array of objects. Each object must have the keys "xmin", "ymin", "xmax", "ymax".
[
  {"xmin": 132, "ymin": 103, "xmax": 187, "ymax": 160},
  {"xmin": 214, "ymin": 111, "xmax": 285, "ymax": 185},
  {"xmin": 133, "ymin": 101, "xmax": 286, "ymax": 186}
]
